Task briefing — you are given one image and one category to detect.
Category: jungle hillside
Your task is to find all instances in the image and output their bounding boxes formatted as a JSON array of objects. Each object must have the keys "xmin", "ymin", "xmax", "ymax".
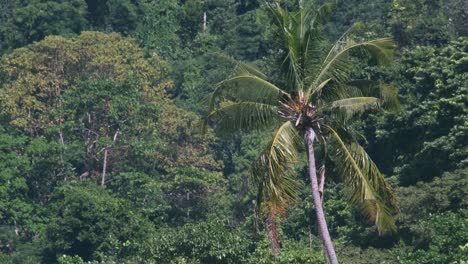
[{"xmin": 0, "ymin": 0, "xmax": 466, "ymax": 263}]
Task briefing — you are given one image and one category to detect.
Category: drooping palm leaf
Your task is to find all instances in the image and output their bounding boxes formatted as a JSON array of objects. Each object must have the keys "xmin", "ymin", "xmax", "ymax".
[
  {"xmin": 207, "ymin": 101, "xmax": 278, "ymax": 132},
  {"xmin": 330, "ymin": 96, "xmax": 379, "ymax": 119},
  {"xmin": 204, "ymin": 69, "xmax": 288, "ymax": 132},
  {"xmin": 327, "ymin": 126, "xmax": 398, "ymax": 234},
  {"xmin": 251, "ymin": 121, "xmax": 302, "ymax": 209},
  {"xmin": 321, "ymin": 81, "xmax": 400, "ymax": 122},
  {"xmin": 210, "ymin": 74, "xmax": 287, "ymax": 107}
]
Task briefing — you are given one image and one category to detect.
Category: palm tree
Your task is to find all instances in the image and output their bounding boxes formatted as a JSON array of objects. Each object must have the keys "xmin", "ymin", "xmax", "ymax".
[{"xmin": 205, "ymin": 2, "xmax": 399, "ymax": 263}]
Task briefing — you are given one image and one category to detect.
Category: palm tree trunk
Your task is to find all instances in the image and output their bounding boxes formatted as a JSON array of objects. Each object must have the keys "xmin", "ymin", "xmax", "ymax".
[
  {"xmin": 319, "ymin": 164, "xmax": 326, "ymax": 203},
  {"xmin": 266, "ymin": 209, "xmax": 281, "ymax": 258},
  {"xmin": 305, "ymin": 128, "xmax": 339, "ymax": 264}
]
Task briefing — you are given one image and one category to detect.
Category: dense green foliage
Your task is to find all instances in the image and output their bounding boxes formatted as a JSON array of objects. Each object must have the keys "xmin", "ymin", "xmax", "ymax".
[
  {"xmin": 0, "ymin": 0, "xmax": 466, "ymax": 263},
  {"xmin": 366, "ymin": 38, "xmax": 468, "ymax": 184}
]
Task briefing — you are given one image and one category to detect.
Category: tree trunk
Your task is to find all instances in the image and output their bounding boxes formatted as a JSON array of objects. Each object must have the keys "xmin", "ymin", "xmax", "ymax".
[
  {"xmin": 319, "ymin": 164, "xmax": 326, "ymax": 203},
  {"xmin": 305, "ymin": 128, "xmax": 339, "ymax": 264},
  {"xmin": 203, "ymin": 12, "xmax": 207, "ymax": 33},
  {"xmin": 101, "ymin": 130, "xmax": 119, "ymax": 186},
  {"xmin": 266, "ymin": 209, "xmax": 281, "ymax": 258},
  {"xmin": 101, "ymin": 147, "xmax": 108, "ymax": 186}
]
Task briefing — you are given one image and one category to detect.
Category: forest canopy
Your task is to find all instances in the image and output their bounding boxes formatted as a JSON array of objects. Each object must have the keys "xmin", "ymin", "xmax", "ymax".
[{"xmin": 0, "ymin": 0, "xmax": 466, "ymax": 263}]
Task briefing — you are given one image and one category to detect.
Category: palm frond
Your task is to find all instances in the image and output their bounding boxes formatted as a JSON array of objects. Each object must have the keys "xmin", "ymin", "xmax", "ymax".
[
  {"xmin": 311, "ymin": 78, "xmax": 333, "ymax": 99},
  {"xmin": 212, "ymin": 75, "xmax": 286, "ymax": 106},
  {"xmin": 327, "ymin": 126, "xmax": 398, "ymax": 234},
  {"xmin": 251, "ymin": 121, "xmax": 302, "ymax": 209},
  {"xmin": 307, "ymin": 37, "xmax": 396, "ymax": 98},
  {"xmin": 321, "ymin": 81, "xmax": 401, "ymax": 120},
  {"xmin": 203, "ymin": 73, "xmax": 287, "ymax": 132},
  {"xmin": 207, "ymin": 101, "xmax": 278, "ymax": 133},
  {"xmin": 268, "ymin": 2, "xmax": 328, "ymax": 92},
  {"xmin": 310, "ymin": 3, "xmax": 334, "ymax": 29},
  {"xmin": 303, "ymin": 4, "xmax": 334, "ymax": 81},
  {"xmin": 330, "ymin": 97, "xmax": 379, "ymax": 119},
  {"xmin": 278, "ymin": 5, "xmax": 306, "ymax": 89}
]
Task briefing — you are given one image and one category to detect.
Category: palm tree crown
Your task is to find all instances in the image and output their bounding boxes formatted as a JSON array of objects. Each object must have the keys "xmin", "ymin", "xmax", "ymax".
[{"xmin": 205, "ymin": 2, "xmax": 399, "ymax": 263}]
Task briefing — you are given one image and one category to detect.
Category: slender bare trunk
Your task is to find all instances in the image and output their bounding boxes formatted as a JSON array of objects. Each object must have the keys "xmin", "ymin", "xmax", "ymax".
[
  {"xmin": 14, "ymin": 220, "xmax": 19, "ymax": 236},
  {"xmin": 266, "ymin": 209, "xmax": 281, "ymax": 258},
  {"xmin": 101, "ymin": 130, "xmax": 119, "ymax": 186},
  {"xmin": 305, "ymin": 128, "xmax": 339, "ymax": 264},
  {"xmin": 203, "ymin": 12, "xmax": 207, "ymax": 33},
  {"xmin": 58, "ymin": 128, "xmax": 67, "ymax": 181},
  {"xmin": 59, "ymin": 129, "xmax": 65, "ymax": 146},
  {"xmin": 101, "ymin": 148, "xmax": 108, "ymax": 186}
]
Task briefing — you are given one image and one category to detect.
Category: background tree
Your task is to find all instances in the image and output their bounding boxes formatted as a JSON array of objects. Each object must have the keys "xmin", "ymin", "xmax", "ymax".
[
  {"xmin": 364, "ymin": 37, "xmax": 468, "ymax": 184},
  {"xmin": 135, "ymin": 0, "xmax": 181, "ymax": 57},
  {"xmin": 0, "ymin": 0, "xmax": 88, "ymax": 54},
  {"xmin": 0, "ymin": 31, "xmax": 224, "ymax": 262},
  {"xmin": 44, "ymin": 182, "xmax": 154, "ymax": 262}
]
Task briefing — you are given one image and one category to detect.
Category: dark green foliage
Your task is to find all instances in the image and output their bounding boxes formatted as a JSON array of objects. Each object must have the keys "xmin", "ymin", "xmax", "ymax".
[
  {"xmin": 147, "ymin": 220, "xmax": 252, "ymax": 263},
  {"xmin": 0, "ymin": 129, "xmax": 31, "ymax": 229},
  {"xmin": 398, "ymin": 210, "xmax": 467, "ymax": 264},
  {"xmin": 248, "ymin": 238, "xmax": 325, "ymax": 264},
  {"xmin": 368, "ymin": 38, "xmax": 468, "ymax": 184},
  {"xmin": 0, "ymin": 230, "xmax": 42, "ymax": 264},
  {"xmin": 398, "ymin": 169, "xmax": 467, "ymax": 223},
  {"xmin": 161, "ymin": 167, "xmax": 225, "ymax": 224},
  {"xmin": 228, "ymin": 10, "xmax": 268, "ymax": 60},
  {"xmin": 0, "ymin": 0, "xmax": 466, "ymax": 263},
  {"xmin": 178, "ymin": 0, "xmax": 204, "ymax": 43},
  {"xmin": 0, "ymin": 0, "xmax": 88, "ymax": 53},
  {"xmin": 85, "ymin": 0, "xmax": 138, "ymax": 34},
  {"xmin": 323, "ymin": 0, "xmax": 391, "ymax": 40},
  {"xmin": 135, "ymin": 0, "xmax": 181, "ymax": 56},
  {"xmin": 389, "ymin": 0, "xmax": 459, "ymax": 46},
  {"xmin": 107, "ymin": 172, "xmax": 170, "ymax": 225},
  {"xmin": 336, "ymin": 168, "xmax": 468, "ymax": 263},
  {"xmin": 445, "ymin": 0, "xmax": 468, "ymax": 37},
  {"xmin": 0, "ymin": 31, "xmax": 223, "ymax": 262},
  {"xmin": 396, "ymin": 169, "xmax": 468, "ymax": 246},
  {"xmin": 44, "ymin": 182, "xmax": 154, "ymax": 262}
]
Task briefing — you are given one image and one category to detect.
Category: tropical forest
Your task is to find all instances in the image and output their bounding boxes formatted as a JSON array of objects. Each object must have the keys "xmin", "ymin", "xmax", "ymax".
[{"xmin": 0, "ymin": 0, "xmax": 466, "ymax": 263}]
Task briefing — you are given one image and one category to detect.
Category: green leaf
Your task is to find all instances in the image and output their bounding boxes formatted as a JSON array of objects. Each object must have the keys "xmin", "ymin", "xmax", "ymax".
[
  {"xmin": 211, "ymin": 74, "xmax": 286, "ymax": 106},
  {"xmin": 268, "ymin": 2, "xmax": 330, "ymax": 91},
  {"xmin": 330, "ymin": 97, "xmax": 379, "ymax": 119},
  {"xmin": 207, "ymin": 101, "xmax": 278, "ymax": 132},
  {"xmin": 327, "ymin": 126, "xmax": 398, "ymax": 234},
  {"xmin": 204, "ymin": 67, "xmax": 288, "ymax": 133},
  {"xmin": 251, "ymin": 121, "xmax": 302, "ymax": 211},
  {"xmin": 308, "ymin": 37, "xmax": 396, "ymax": 97}
]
